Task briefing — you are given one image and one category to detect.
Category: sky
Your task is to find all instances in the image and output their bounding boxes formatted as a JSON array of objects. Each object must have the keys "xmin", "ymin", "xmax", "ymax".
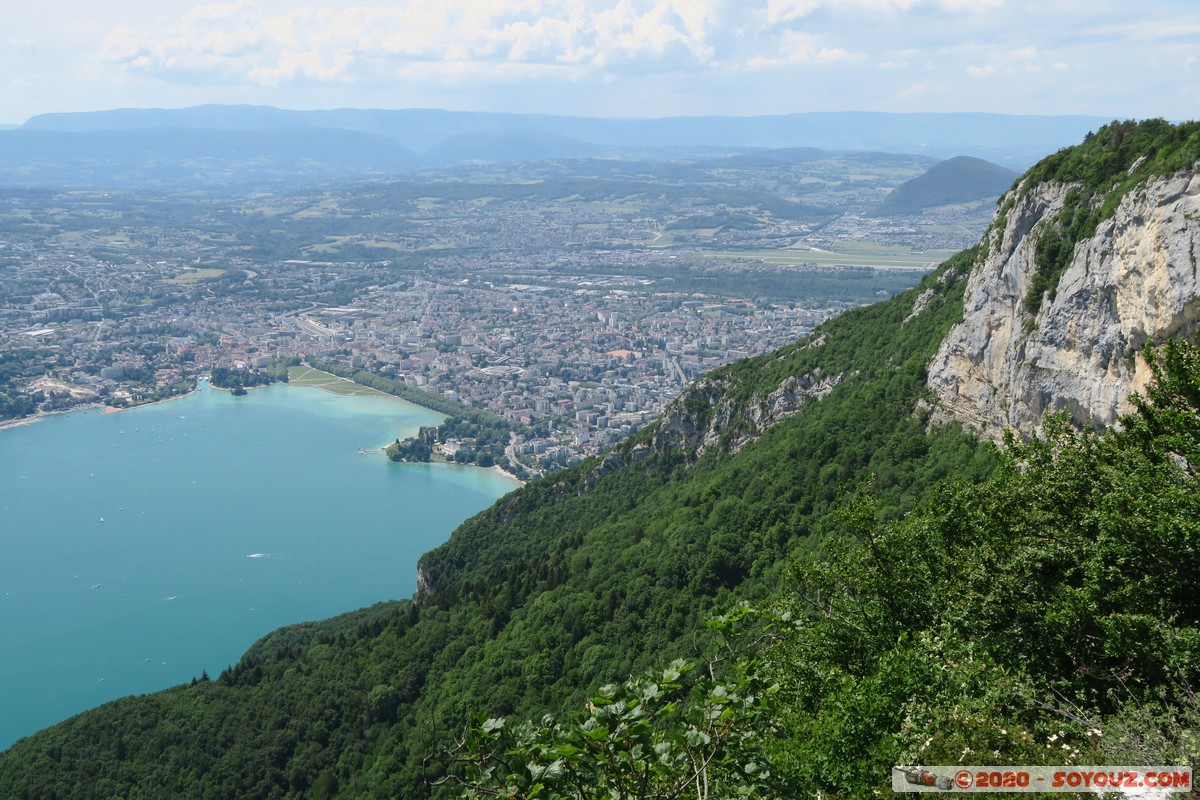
[{"xmin": 1, "ymin": 0, "xmax": 1197, "ymax": 125}]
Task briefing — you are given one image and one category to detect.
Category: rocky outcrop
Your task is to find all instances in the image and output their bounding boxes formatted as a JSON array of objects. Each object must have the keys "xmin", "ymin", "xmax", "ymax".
[
  {"xmin": 927, "ymin": 167, "xmax": 1200, "ymax": 437},
  {"xmin": 590, "ymin": 362, "xmax": 842, "ymax": 484},
  {"xmin": 415, "ymin": 562, "xmax": 433, "ymax": 599},
  {"xmin": 697, "ymin": 368, "xmax": 843, "ymax": 456}
]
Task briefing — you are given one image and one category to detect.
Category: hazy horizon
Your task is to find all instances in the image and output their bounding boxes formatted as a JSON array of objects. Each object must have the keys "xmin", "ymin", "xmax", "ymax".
[
  {"xmin": 13, "ymin": 103, "xmax": 1124, "ymax": 125},
  {"xmin": 2, "ymin": 1, "xmax": 1197, "ymax": 127}
]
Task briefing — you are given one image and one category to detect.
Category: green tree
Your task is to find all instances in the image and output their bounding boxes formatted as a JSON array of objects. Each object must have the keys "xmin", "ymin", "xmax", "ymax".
[
  {"xmin": 450, "ymin": 605, "xmax": 783, "ymax": 800},
  {"xmin": 766, "ymin": 340, "xmax": 1200, "ymax": 796}
]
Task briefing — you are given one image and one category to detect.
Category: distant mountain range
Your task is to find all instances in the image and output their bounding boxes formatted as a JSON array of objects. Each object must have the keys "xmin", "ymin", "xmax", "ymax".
[
  {"xmin": 0, "ymin": 105, "xmax": 1115, "ymax": 189},
  {"xmin": 20, "ymin": 106, "xmax": 1109, "ymax": 164},
  {"xmin": 0, "ymin": 127, "xmax": 417, "ymax": 186},
  {"xmin": 873, "ymin": 155, "xmax": 1019, "ymax": 215}
]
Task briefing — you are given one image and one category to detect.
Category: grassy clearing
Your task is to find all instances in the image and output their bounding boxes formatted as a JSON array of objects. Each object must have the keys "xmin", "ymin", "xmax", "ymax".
[
  {"xmin": 301, "ymin": 236, "xmax": 413, "ymax": 256},
  {"xmin": 575, "ymin": 201, "xmax": 642, "ymax": 213},
  {"xmin": 287, "ymin": 365, "xmax": 393, "ymax": 398},
  {"xmin": 292, "ymin": 199, "xmax": 343, "ymax": 219},
  {"xmin": 702, "ymin": 243, "xmax": 957, "ymax": 271},
  {"xmin": 246, "ymin": 206, "xmax": 296, "ymax": 217},
  {"xmin": 357, "ymin": 240, "xmax": 408, "ymax": 251},
  {"xmin": 166, "ymin": 268, "xmax": 227, "ymax": 284}
]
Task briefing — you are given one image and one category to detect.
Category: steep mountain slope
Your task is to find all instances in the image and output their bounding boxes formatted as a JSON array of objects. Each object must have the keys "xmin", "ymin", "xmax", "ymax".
[
  {"xmin": 3, "ymin": 120, "xmax": 1199, "ymax": 799},
  {"xmin": 929, "ymin": 119, "xmax": 1200, "ymax": 435},
  {"xmin": 874, "ymin": 155, "xmax": 1017, "ymax": 215}
]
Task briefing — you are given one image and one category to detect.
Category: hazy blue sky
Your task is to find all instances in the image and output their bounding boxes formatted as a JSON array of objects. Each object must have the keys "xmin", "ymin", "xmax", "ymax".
[{"xmin": 2, "ymin": 0, "xmax": 1197, "ymax": 123}]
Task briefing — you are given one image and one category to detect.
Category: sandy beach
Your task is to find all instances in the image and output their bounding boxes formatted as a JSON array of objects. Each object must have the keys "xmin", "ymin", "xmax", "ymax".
[
  {"xmin": 102, "ymin": 388, "xmax": 196, "ymax": 415},
  {"xmin": 1, "ymin": 401, "xmax": 110, "ymax": 430},
  {"xmin": 0, "ymin": 415, "xmax": 42, "ymax": 431},
  {"xmin": 491, "ymin": 464, "xmax": 525, "ymax": 485}
]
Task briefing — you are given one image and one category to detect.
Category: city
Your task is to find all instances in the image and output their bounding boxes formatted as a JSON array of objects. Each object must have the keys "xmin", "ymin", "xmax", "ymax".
[{"xmin": 0, "ymin": 151, "xmax": 987, "ymax": 476}]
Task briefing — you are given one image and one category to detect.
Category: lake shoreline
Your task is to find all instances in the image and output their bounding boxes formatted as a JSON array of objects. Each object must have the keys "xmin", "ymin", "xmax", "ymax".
[
  {"xmin": 491, "ymin": 464, "xmax": 524, "ymax": 485},
  {"xmin": 2, "ymin": 372, "xmax": 526, "ymax": 491},
  {"xmin": 1, "ymin": 402, "xmax": 107, "ymax": 430}
]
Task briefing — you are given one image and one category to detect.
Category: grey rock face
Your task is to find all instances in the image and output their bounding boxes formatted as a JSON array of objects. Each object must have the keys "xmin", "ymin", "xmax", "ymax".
[{"xmin": 927, "ymin": 168, "xmax": 1200, "ymax": 438}]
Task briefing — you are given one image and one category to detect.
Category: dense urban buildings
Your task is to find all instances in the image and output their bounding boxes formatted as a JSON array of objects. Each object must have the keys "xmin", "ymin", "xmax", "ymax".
[{"xmin": 0, "ymin": 152, "xmax": 990, "ymax": 475}]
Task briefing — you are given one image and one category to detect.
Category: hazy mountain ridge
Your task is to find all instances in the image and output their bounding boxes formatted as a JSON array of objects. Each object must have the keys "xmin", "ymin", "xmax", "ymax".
[
  {"xmin": 21, "ymin": 105, "xmax": 1110, "ymax": 165},
  {"xmin": 0, "ymin": 127, "xmax": 417, "ymax": 188},
  {"xmin": 0, "ymin": 105, "xmax": 1111, "ymax": 189}
]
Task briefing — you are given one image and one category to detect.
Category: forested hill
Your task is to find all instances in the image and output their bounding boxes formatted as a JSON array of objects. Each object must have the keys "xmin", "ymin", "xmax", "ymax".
[
  {"xmin": 874, "ymin": 155, "xmax": 1018, "ymax": 215},
  {"xmin": 3, "ymin": 120, "xmax": 1199, "ymax": 799}
]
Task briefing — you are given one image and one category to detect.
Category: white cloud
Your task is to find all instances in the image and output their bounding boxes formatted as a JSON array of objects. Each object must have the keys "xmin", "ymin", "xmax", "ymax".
[
  {"xmin": 937, "ymin": 0, "xmax": 1000, "ymax": 11},
  {"xmin": 763, "ymin": 0, "xmax": 925, "ymax": 28},
  {"xmin": 953, "ymin": 42, "xmax": 1062, "ymax": 80},
  {"xmin": 897, "ymin": 79, "xmax": 933, "ymax": 98},
  {"xmin": 1087, "ymin": 19, "xmax": 1200, "ymax": 41},
  {"xmin": 737, "ymin": 28, "xmax": 861, "ymax": 70},
  {"xmin": 23, "ymin": 0, "xmax": 1182, "ymax": 122},
  {"xmin": 99, "ymin": 0, "xmax": 1017, "ymax": 89},
  {"xmin": 878, "ymin": 48, "xmax": 918, "ymax": 69},
  {"xmin": 763, "ymin": 0, "xmax": 821, "ymax": 26},
  {"xmin": 100, "ymin": 0, "xmax": 740, "ymax": 86},
  {"xmin": 762, "ymin": 0, "xmax": 997, "ymax": 27}
]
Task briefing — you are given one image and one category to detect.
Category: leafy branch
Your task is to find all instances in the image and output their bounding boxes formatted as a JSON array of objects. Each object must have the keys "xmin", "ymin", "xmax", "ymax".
[{"xmin": 442, "ymin": 605, "xmax": 785, "ymax": 800}]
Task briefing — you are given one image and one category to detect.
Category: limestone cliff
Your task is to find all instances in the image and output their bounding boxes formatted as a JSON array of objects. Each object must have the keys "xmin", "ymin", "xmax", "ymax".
[{"xmin": 927, "ymin": 160, "xmax": 1200, "ymax": 437}]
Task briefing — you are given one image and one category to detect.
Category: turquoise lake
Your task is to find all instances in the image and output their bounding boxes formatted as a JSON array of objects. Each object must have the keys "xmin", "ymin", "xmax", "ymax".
[{"xmin": 0, "ymin": 379, "xmax": 517, "ymax": 750}]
